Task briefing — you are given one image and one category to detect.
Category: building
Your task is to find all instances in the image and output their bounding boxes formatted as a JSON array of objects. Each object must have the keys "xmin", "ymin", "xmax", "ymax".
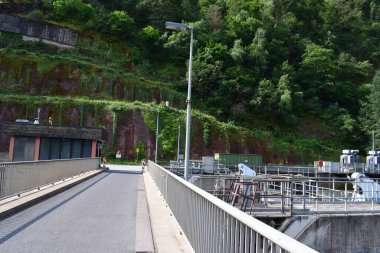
[{"xmin": 3, "ymin": 122, "xmax": 107, "ymax": 162}]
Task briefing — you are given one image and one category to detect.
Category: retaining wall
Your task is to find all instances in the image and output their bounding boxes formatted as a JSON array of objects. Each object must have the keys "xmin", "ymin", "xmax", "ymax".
[
  {"xmin": 282, "ymin": 215, "xmax": 380, "ymax": 253},
  {"xmin": 0, "ymin": 14, "xmax": 77, "ymax": 46}
]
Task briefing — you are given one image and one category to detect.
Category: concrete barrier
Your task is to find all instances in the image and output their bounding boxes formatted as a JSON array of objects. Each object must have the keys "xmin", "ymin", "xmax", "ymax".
[{"xmin": 282, "ymin": 215, "xmax": 380, "ymax": 253}]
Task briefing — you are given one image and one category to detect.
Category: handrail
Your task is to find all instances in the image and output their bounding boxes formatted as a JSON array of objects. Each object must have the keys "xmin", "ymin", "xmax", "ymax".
[
  {"xmin": 148, "ymin": 161, "xmax": 318, "ymax": 253},
  {"xmin": 184, "ymin": 174, "xmax": 380, "ymax": 215},
  {"xmin": 0, "ymin": 158, "xmax": 100, "ymax": 200}
]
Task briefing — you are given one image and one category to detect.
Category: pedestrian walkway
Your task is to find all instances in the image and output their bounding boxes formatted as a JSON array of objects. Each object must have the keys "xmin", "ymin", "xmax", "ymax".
[
  {"xmin": 143, "ymin": 168, "xmax": 194, "ymax": 253},
  {"xmin": 0, "ymin": 164, "xmax": 193, "ymax": 253},
  {"xmin": 107, "ymin": 164, "xmax": 193, "ymax": 252}
]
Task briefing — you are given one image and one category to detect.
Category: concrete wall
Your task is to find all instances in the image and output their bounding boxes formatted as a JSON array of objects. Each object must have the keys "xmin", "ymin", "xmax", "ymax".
[
  {"xmin": 0, "ymin": 14, "xmax": 77, "ymax": 46},
  {"xmin": 282, "ymin": 215, "xmax": 380, "ymax": 253}
]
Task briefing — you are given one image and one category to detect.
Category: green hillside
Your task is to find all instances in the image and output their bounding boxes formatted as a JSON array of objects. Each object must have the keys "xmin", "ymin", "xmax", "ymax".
[{"xmin": 1, "ymin": 0, "xmax": 380, "ymax": 163}]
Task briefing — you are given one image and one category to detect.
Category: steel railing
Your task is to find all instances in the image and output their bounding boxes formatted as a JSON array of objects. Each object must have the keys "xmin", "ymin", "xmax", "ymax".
[
  {"xmin": 0, "ymin": 158, "xmax": 100, "ymax": 200},
  {"xmin": 147, "ymin": 161, "xmax": 318, "ymax": 253},
  {"xmin": 190, "ymin": 175, "xmax": 380, "ymax": 215}
]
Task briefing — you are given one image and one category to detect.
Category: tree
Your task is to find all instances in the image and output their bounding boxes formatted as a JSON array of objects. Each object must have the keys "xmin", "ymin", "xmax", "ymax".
[
  {"xmin": 226, "ymin": 10, "xmax": 262, "ymax": 43},
  {"xmin": 360, "ymin": 71, "xmax": 380, "ymax": 147},
  {"xmin": 204, "ymin": 4, "xmax": 224, "ymax": 32},
  {"xmin": 277, "ymin": 74, "xmax": 292, "ymax": 113},
  {"xmin": 138, "ymin": 26, "xmax": 161, "ymax": 52},
  {"xmin": 299, "ymin": 43, "xmax": 339, "ymax": 102},
  {"xmin": 248, "ymin": 28, "xmax": 268, "ymax": 70},
  {"xmin": 230, "ymin": 39, "xmax": 245, "ymax": 63},
  {"xmin": 48, "ymin": 0, "xmax": 96, "ymax": 22},
  {"xmin": 103, "ymin": 10, "xmax": 135, "ymax": 39},
  {"xmin": 250, "ymin": 78, "xmax": 277, "ymax": 114}
]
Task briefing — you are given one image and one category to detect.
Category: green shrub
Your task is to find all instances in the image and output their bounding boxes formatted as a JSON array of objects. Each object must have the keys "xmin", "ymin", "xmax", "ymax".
[
  {"xmin": 98, "ymin": 10, "xmax": 135, "ymax": 40},
  {"xmin": 51, "ymin": 0, "xmax": 96, "ymax": 22},
  {"xmin": 26, "ymin": 9, "xmax": 44, "ymax": 21}
]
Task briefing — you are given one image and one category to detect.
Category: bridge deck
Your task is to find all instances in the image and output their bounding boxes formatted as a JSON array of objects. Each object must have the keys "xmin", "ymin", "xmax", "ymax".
[{"xmin": 0, "ymin": 165, "xmax": 193, "ymax": 253}]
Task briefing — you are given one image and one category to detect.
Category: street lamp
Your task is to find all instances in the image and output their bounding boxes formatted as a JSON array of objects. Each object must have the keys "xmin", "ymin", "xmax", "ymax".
[
  {"xmin": 154, "ymin": 110, "xmax": 159, "ymax": 164},
  {"xmin": 165, "ymin": 21, "xmax": 193, "ymax": 181},
  {"xmin": 177, "ymin": 125, "xmax": 180, "ymax": 162},
  {"xmin": 151, "ymin": 101, "xmax": 169, "ymax": 164}
]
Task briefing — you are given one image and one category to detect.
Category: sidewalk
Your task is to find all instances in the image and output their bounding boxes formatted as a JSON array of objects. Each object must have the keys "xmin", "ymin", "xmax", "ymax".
[
  {"xmin": 105, "ymin": 165, "xmax": 194, "ymax": 252},
  {"xmin": 143, "ymin": 171, "xmax": 194, "ymax": 253},
  {"xmin": 0, "ymin": 165, "xmax": 194, "ymax": 253}
]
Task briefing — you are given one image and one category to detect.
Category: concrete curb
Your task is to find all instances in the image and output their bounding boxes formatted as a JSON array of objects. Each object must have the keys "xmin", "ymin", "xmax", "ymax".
[
  {"xmin": 135, "ymin": 172, "xmax": 155, "ymax": 253},
  {"xmin": 0, "ymin": 169, "xmax": 104, "ymax": 220},
  {"xmin": 143, "ymin": 172, "xmax": 194, "ymax": 253}
]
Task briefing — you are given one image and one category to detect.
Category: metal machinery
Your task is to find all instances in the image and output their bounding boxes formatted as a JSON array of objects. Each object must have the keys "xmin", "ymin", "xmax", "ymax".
[
  {"xmin": 238, "ymin": 163, "xmax": 257, "ymax": 176},
  {"xmin": 340, "ymin": 149, "xmax": 361, "ymax": 172},
  {"xmin": 366, "ymin": 150, "xmax": 380, "ymax": 173},
  {"xmin": 350, "ymin": 172, "xmax": 380, "ymax": 202},
  {"xmin": 201, "ymin": 156, "xmax": 216, "ymax": 174}
]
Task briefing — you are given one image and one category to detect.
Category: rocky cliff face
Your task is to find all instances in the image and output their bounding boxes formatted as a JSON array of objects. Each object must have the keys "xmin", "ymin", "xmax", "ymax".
[
  {"xmin": 2, "ymin": 23, "xmax": 319, "ymax": 164},
  {"xmin": 0, "ymin": 48, "xmax": 274, "ymax": 162},
  {"xmin": 0, "ymin": 102, "xmax": 269, "ymax": 162},
  {"xmin": 0, "ymin": 54, "xmax": 177, "ymax": 104}
]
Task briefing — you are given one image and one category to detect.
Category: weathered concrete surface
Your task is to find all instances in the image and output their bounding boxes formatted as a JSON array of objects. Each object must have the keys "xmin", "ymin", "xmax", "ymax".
[
  {"xmin": 281, "ymin": 215, "xmax": 380, "ymax": 253},
  {"xmin": 0, "ymin": 14, "xmax": 77, "ymax": 46}
]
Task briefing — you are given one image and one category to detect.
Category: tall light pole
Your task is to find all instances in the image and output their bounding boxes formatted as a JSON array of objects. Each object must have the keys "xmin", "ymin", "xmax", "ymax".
[
  {"xmin": 155, "ymin": 110, "xmax": 159, "ymax": 164},
  {"xmin": 151, "ymin": 101, "xmax": 169, "ymax": 164},
  {"xmin": 165, "ymin": 21, "xmax": 193, "ymax": 180},
  {"xmin": 177, "ymin": 125, "xmax": 180, "ymax": 162}
]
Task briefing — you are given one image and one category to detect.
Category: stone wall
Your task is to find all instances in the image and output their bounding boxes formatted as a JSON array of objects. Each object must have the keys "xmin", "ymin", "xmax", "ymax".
[{"xmin": 0, "ymin": 14, "xmax": 77, "ymax": 46}]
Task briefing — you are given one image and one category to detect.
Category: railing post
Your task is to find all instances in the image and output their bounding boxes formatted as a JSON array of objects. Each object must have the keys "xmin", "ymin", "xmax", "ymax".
[
  {"xmin": 344, "ymin": 182, "xmax": 347, "ymax": 212},
  {"xmin": 316, "ymin": 181, "xmax": 319, "ymax": 213},
  {"xmin": 290, "ymin": 181, "xmax": 294, "ymax": 215},
  {"xmin": 372, "ymin": 183, "xmax": 374, "ymax": 212},
  {"xmin": 333, "ymin": 178, "xmax": 335, "ymax": 203},
  {"xmin": 165, "ymin": 172, "xmax": 168, "ymax": 199},
  {"xmin": 303, "ymin": 181, "xmax": 306, "ymax": 211},
  {"xmin": 281, "ymin": 181, "xmax": 284, "ymax": 213}
]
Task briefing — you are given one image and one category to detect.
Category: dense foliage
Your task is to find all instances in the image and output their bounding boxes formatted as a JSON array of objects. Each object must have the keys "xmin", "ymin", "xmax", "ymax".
[{"xmin": 2, "ymin": 0, "xmax": 380, "ymax": 159}]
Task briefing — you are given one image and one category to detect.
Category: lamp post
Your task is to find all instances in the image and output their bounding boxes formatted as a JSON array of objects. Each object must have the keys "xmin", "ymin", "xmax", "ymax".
[
  {"xmin": 177, "ymin": 125, "xmax": 180, "ymax": 162},
  {"xmin": 151, "ymin": 101, "xmax": 169, "ymax": 164},
  {"xmin": 165, "ymin": 21, "xmax": 193, "ymax": 180},
  {"xmin": 155, "ymin": 110, "xmax": 159, "ymax": 164}
]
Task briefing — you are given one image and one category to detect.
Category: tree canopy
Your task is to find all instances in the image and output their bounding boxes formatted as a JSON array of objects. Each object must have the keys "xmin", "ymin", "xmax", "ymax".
[{"xmin": 4, "ymin": 0, "xmax": 380, "ymax": 151}]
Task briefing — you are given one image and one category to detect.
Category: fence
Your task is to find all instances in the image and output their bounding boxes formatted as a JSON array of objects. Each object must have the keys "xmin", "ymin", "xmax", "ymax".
[
  {"xmin": 0, "ymin": 158, "xmax": 100, "ymax": 200},
  {"xmin": 190, "ymin": 175, "xmax": 380, "ymax": 216},
  {"xmin": 147, "ymin": 161, "xmax": 318, "ymax": 253}
]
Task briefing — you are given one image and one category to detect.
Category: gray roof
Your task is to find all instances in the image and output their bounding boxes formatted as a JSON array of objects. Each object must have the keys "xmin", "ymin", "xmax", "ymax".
[{"xmin": 3, "ymin": 122, "xmax": 107, "ymax": 142}]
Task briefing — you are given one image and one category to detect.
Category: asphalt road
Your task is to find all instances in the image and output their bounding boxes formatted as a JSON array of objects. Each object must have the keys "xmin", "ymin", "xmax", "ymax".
[{"xmin": 0, "ymin": 167, "xmax": 149, "ymax": 253}]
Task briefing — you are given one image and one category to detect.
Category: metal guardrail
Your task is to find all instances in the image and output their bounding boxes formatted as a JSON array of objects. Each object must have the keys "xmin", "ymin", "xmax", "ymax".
[
  {"xmin": 190, "ymin": 175, "xmax": 380, "ymax": 215},
  {"xmin": 0, "ymin": 158, "xmax": 100, "ymax": 200},
  {"xmin": 254, "ymin": 164, "xmax": 380, "ymax": 176},
  {"xmin": 255, "ymin": 165, "xmax": 316, "ymax": 177},
  {"xmin": 165, "ymin": 162, "xmax": 380, "ymax": 178},
  {"xmin": 147, "ymin": 161, "xmax": 318, "ymax": 253}
]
